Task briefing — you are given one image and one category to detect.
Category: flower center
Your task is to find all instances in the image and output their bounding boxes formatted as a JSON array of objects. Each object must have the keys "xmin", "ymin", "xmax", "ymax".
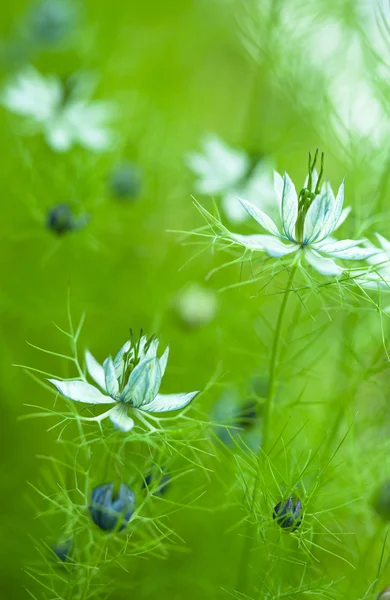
[
  {"xmin": 119, "ymin": 329, "xmax": 156, "ymax": 392},
  {"xmin": 295, "ymin": 149, "xmax": 324, "ymax": 244}
]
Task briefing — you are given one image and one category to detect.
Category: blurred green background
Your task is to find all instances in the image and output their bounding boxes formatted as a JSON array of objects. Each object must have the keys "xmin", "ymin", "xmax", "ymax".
[{"xmin": 2, "ymin": 0, "xmax": 390, "ymax": 598}]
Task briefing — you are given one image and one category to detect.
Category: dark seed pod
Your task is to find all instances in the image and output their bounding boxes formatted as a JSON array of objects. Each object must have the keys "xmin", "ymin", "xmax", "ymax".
[
  {"xmin": 273, "ymin": 497, "xmax": 303, "ymax": 532},
  {"xmin": 372, "ymin": 481, "xmax": 390, "ymax": 521},
  {"xmin": 109, "ymin": 162, "xmax": 142, "ymax": 200},
  {"xmin": 89, "ymin": 482, "xmax": 136, "ymax": 532},
  {"xmin": 52, "ymin": 539, "xmax": 72, "ymax": 562},
  {"xmin": 143, "ymin": 470, "xmax": 170, "ymax": 497},
  {"xmin": 28, "ymin": 0, "xmax": 76, "ymax": 46},
  {"xmin": 46, "ymin": 203, "xmax": 89, "ymax": 235}
]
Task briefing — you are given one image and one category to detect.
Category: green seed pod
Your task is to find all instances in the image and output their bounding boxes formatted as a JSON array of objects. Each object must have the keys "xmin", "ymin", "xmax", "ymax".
[{"xmin": 372, "ymin": 481, "xmax": 390, "ymax": 521}]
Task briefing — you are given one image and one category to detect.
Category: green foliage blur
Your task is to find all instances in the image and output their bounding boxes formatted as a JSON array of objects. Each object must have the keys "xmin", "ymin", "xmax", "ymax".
[{"xmin": 1, "ymin": 0, "xmax": 390, "ymax": 598}]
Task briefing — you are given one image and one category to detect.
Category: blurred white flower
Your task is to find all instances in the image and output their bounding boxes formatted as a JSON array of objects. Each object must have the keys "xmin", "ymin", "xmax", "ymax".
[
  {"xmin": 186, "ymin": 134, "xmax": 275, "ymax": 224},
  {"xmin": 1, "ymin": 66, "xmax": 115, "ymax": 152},
  {"xmin": 221, "ymin": 153, "xmax": 379, "ymax": 277},
  {"xmin": 175, "ymin": 283, "xmax": 218, "ymax": 329},
  {"xmin": 48, "ymin": 332, "xmax": 199, "ymax": 432},
  {"xmin": 356, "ymin": 234, "xmax": 390, "ymax": 289}
]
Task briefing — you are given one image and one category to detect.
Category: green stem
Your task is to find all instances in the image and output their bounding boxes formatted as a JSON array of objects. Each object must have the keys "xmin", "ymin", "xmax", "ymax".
[
  {"xmin": 236, "ymin": 265, "xmax": 297, "ymax": 593},
  {"xmin": 262, "ymin": 265, "xmax": 297, "ymax": 452}
]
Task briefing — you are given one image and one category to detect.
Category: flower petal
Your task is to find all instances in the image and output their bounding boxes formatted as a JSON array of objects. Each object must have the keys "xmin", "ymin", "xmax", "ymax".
[
  {"xmin": 376, "ymin": 233, "xmax": 390, "ymax": 255},
  {"xmin": 315, "ymin": 239, "xmax": 380, "ymax": 261},
  {"xmin": 232, "ymin": 232, "xmax": 298, "ymax": 257},
  {"xmin": 335, "ymin": 206, "xmax": 351, "ymax": 230},
  {"xmin": 108, "ymin": 404, "xmax": 134, "ymax": 432},
  {"xmin": 302, "ymin": 189, "xmax": 333, "ymax": 244},
  {"xmin": 120, "ymin": 357, "xmax": 162, "ymax": 408},
  {"xmin": 231, "ymin": 233, "xmax": 266, "ymax": 251},
  {"xmin": 305, "ymin": 250, "xmax": 343, "ymax": 276},
  {"xmin": 103, "ymin": 357, "xmax": 119, "ymax": 398},
  {"xmin": 85, "ymin": 350, "xmax": 106, "ymax": 390},
  {"xmin": 273, "ymin": 171, "xmax": 284, "ymax": 214},
  {"xmin": 160, "ymin": 346, "xmax": 169, "ymax": 377},
  {"xmin": 319, "ymin": 179, "xmax": 346, "ymax": 240},
  {"xmin": 280, "ymin": 172, "xmax": 298, "ymax": 239},
  {"xmin": 47, "ymin": 379, "xmax": 114, "ymax": 404},
  {"xmin": 254, "ymin": 235, "xmax": 299, "ymax": 258},
  {"xmin": 238, "ymin": 198, "xmax": 281, "ymax": 236},
  {"xmin": 140, "ymin": 391, "xmax": 199, "ymax": 413},
  {"xmin": 113, "ymin": 340, "xmax": 131, "ymax": 380}
]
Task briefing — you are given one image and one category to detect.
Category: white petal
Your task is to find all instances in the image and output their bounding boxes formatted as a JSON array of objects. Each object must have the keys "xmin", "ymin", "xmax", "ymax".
[
  {"xmin": 103, "ymin": 357, "xmax": 119, "ymax": 398},
  {"xmin": 45, "ymin": 120, "xmax": 73, "ymax": 152},
  {"xmin": 160, "ymin": 346, "xmax": 169, "ymax": 377},
  {"xmin": 47, "ymin": 379, "xmax": 114, "ymax": 404},
  {"xmin": 238, "ymin": 198, "xmax": 281, "ymax": 236},
  {"xmin": 231, "ymin": 233, "xmax": 266, "ymax": 251},
  {"xmin": 221, "ymin": 191, "xmax": 249, "ymax": 224},
  {"xmin": 315, "ymin": 239, "xmax": 380, "ymax": 261},
  {"xmin": 108, "ymin": 404, "xmax": 134, "ymax": 432},
  {"xmin": 113, "ymin": 340, "xmax": 131, "ymax": 379},
  {"xmin": 303, "ymin": 189, "xmax": 332, "ymax": 244},
  {"xmin": 305, "ymin": 250, "xmax": 343, "ymax": 277},
  {"xmin": 186, "ymin": 135, "xmax": 248, "ymax": 194},
  {"xmin": 120, "ymin": 358, "xmax": 162, "ymax": 407},
  {"xmin": 319, "ymin": 179, "xmax": 345, "ymax": 240},
  {"xmin": 376, "ymin": 233, "xmax": 390, "ymax": 255},
  {"xmin": 335, "ymin": 206, "xmax": 351, "ymax": 230},
  {"xmin": 280, "ymin": 172, "xmax": 298, "ymax": 239},
  {"xmin": 273, "ymin": 171, "xmax": 284, "ymax": 213},
  {"xmin": 255, "ymin": 235, "xmax": 299, "ymax": 258},
  {"xmin": 140, "ymin": 391, "xmax": 199, "ymax": 413},
  {"xmin": 85, "ymin": 350, "xmax": 106, "ymax": 390}
]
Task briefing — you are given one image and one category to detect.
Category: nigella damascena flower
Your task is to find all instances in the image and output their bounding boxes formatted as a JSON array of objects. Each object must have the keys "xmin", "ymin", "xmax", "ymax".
[
  {"xmin": 89, "ymin": 483, "xmax": 135, "ymax": 532},
  {"xmin": 1, "ymin": 67, "xmax": 115, "ymax": 152},
  {"xmin": 273, "ymin": 497, "xmax": 303, "ymax": 532},
  {"xmin": 186, "ymin": 133, "xmax": 275, "ymax": 224},
  {"xmin": 46, "ymin": 203, "xmax": 89, "ymax": 235},
  {"xmin": 222, "ymin": 151, "xmax": 379, "ymax": 276},
  {"xmin": 48, "ymin": 331, "xmax": 199, "ymax": 432}
]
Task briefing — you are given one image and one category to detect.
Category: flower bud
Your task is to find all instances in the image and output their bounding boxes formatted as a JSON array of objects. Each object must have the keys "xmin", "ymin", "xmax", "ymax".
[
  {"xmin": 143, "ymin": 470, "xmax": 170, "ymax": 497},
  {"xmin": 89, "ymin": 483, "xmax": 136, "ymax": 532},
  {"xmin": 273, "ymin": 497, "xmax": 303, "ymax": 532},
  {"xmin": 175, "ymin": 283, "xmax": 218, "ymax": 329},
  {"xmin": 46, "ymin": 203, "xmax": 89, "ymax": 235},
  {"xmin": 28, "ymin": 0, "xmax": 77, "ymax": 46},
  {"xmin": 52, "ymin": 539, "xmax": 72, "ymax": 562},
  {"xmin": 378, "ymin": 588, "xmax": 390, "ymax": 599},
  {"xmin": 373, "ymin": 481, "xmax": 390, "ymax": 521},
  {"xmin": 109, "ymin": 162, "xmax": 142, "ymax": 200}
]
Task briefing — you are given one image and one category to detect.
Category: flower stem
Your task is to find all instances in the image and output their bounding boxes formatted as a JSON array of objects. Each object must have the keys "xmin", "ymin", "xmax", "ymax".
[
  {"xmin": 262, "ymin": 265, "xmax": 297, "ymax": 452},
  {"xmin": 235, "ymin": 265, "xmax": 297, "ymax": 593}
]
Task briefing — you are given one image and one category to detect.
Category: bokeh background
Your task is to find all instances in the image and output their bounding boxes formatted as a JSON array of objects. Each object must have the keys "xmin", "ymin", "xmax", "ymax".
[{"xmin": 2, "ymin": 0, "xmax": 390, "ymax": 598}]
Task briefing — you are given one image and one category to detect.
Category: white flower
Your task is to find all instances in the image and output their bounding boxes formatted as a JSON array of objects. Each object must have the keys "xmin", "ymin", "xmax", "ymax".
[
  {"xmin": 48, "ymin": 334, "xmax": 199, "ymax": 432},
  {"xmin": 186, "ymin": 134, "xmax": 275, "ymax": 224},
  {"xmin": 355, "ymin": 234, "xmax": 390, "ymax": 289},
  {"xmin": 1, "ymin": 66, "xmax": 115, "ymax": 152},
  {"xmin": 226, "ymin": 159, "xmax": 379, "ymax": 277}
]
